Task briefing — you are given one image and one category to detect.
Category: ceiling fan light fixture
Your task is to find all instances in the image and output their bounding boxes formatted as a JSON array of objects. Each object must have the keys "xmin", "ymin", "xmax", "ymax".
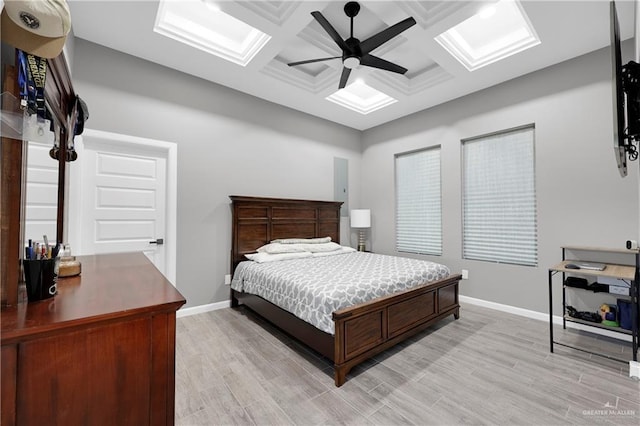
[
  {"xmin": 343, "ymin": 56, "xmax": 360, "ymax": 69},
  {"xmin": 288, "ymin": 1, "xmax": 415, "ymax": 90}
]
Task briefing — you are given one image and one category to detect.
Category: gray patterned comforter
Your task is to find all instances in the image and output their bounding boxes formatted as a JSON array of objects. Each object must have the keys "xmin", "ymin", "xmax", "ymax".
[{"xmin": 231, "ymin": 251, "xmax": 450, "ymax": 335}]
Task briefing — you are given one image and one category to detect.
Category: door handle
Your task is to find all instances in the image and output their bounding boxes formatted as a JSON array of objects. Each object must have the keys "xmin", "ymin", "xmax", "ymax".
[{"xmin": 149, "ymin": 238, "xmax": 164, "ymax": 245}]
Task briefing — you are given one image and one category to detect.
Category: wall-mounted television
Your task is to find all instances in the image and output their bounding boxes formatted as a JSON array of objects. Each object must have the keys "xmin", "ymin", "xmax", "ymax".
[{"xmin": 610, "ymin": 0, "xmax": 639, "ymax": 177}]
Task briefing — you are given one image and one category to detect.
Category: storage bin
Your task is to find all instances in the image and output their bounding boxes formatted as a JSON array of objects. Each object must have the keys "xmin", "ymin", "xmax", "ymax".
[{"xmin": 617, "ymin": 298, "xmax": 635, "ymax": 330}]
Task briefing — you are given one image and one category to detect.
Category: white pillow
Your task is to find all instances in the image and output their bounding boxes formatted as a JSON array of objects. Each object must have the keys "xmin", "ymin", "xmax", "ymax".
[
  {"xmin": 271, "ymin": 237, "xmax": 332, "ymax": 244},
  {"xmin": 311, "ymin": 246, "xmax": 357, "ymax": 257},
  {"xmin": 245, "ymin": 251, "xmax": 312, "ymax": 263},
  {"xmin": 256, "ymin": 243, "xmax": 307, "ymax": 254},
  {"xmin": 295, "ymin": 242, "xmax": 342, "ymax": 253}
]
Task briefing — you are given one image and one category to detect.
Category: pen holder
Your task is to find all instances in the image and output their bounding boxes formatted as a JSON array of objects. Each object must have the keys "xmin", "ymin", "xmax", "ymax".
[{"xmin": 23, "ymin": 258, "xmax": 59, "ymax": 302}]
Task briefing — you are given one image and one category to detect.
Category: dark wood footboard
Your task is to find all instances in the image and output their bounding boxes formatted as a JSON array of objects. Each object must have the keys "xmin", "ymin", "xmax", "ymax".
[
  {"xmin": 232, "ymin": 273, "xmax": 461, "ymax": 387},
  {"xmin": 332, "ymin": 274, "xmax": 461, "ymax": 386}
]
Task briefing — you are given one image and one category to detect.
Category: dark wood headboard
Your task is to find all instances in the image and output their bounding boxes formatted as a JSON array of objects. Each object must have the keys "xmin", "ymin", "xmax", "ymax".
[{"xmin": 230, "ymin": 196, "xmax": 343, "ymax": 272}]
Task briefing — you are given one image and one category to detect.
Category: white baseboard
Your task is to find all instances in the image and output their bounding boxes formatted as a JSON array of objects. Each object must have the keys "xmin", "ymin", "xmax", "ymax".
[
  {"xmin": 177, "ymin": 300, "xmax": 229, "ymax": 318},
  {"xmin": 178, "ymin": 295, "xmax": 632, "ymax": 344},
  {"xmin": 460, "ymin": 295, "xmax": 549, "ymax": 321},
  {"xmin": 459, "ymin": 295, "xmax": 632, "ymax": 343}
]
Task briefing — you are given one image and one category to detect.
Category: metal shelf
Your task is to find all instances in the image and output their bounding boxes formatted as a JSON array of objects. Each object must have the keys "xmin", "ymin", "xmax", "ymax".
[
  {"xmin": 548, "ymin": 246, "xmax": 639, "ymax": 364},
  {"xmin": 562, "ymin": 315, "xmax": 633, "ymax": 335}
]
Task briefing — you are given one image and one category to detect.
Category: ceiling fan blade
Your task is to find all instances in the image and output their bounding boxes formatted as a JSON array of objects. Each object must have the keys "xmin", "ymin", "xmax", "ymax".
[
  {"xmin": 360, "ymin": 17, "xmax": 417, "ymax": 54},
  {"xmin": 339, "ymin": 67, "xmax": 351, "ymax": 89},
  {"xmin": 311, "ymin": 11, "xmax": 349, "ymax": 52},
  {"xmin": 360, "ymin": 54, "xmax": 408, "ymax": 74},
  {"xmin": 288, "ymin": 56, "xmax": 341, "ymax": 67}
]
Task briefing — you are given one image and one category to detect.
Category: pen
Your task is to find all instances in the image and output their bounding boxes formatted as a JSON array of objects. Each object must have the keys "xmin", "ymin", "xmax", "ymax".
[{"xmin": 43, "ymin": 235, "xmax": 49, "ymax": 259}]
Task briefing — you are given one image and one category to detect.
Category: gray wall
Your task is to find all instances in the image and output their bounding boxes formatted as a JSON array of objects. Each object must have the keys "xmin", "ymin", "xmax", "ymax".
[
  {"xmin": 361, "ymin": 44, "xmax": 639, "ymax": 315},
  {"xmin": 72, "ymin": 37, "xmax": 639, "ymax": 316},
  {"xmin": 72, "ymin": 39, "xmax": 362, "ymax": 308}
]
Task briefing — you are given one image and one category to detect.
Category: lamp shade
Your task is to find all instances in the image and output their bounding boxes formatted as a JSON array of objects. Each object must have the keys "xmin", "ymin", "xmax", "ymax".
[{"xmin": 350, "ymin": 209, "xmax": 371, "ymax": 228}]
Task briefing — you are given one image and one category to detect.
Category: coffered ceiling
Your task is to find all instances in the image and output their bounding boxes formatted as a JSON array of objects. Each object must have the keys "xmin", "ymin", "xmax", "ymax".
[{"xmin": 68, "ymin": 1, "xmax": 636, "ymax": 130}]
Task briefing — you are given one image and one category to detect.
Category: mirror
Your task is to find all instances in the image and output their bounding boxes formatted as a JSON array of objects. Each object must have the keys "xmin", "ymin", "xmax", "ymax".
[{"xmin": 24, "ymin": 138, "xmax": 59, "ymax": 249}]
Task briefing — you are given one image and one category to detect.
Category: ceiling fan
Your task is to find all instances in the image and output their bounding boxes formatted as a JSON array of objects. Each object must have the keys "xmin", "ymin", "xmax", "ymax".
[{"xmin": 288, "ymin": 1, "xmax": 416, "ymax": 90}]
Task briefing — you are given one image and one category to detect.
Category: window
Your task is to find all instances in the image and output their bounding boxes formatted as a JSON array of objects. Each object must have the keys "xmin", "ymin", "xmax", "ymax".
[
  {"xmin": 462, "ymin": 125, "xmax": 537, "ymax": 266},
  {"xmin": 395, "ymin": 147, "xmax": 442, "ymax": 255}
]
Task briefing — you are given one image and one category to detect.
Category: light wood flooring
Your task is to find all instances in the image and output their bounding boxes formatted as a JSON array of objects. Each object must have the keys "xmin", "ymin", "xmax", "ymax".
[{"xmin": 175, "ymin": 303, "xmax": 639, "ymax": 425}]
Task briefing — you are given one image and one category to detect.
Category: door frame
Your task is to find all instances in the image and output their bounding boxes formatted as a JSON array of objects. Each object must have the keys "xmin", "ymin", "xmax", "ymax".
[{"xmin": 68, "ymin": 129, "xmax": 178, "ymax": 286}]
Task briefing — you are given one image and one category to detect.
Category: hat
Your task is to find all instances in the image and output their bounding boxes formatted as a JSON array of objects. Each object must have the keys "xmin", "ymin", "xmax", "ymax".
[{"xmin": 1, "ymin": 0, "xmax": 71, "ymax": 59}]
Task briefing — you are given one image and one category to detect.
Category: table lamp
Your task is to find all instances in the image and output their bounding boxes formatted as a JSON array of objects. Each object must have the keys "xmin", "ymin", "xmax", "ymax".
[{"xmin": 350, "ymin": 209, "xmax": 371, "ymax": 251}]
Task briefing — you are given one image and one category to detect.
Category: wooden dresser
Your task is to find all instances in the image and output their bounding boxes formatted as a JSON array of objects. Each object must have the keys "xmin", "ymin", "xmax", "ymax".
[{"xmin": 1, "ymin": 252, "xmax": 186, "ymax": 426}]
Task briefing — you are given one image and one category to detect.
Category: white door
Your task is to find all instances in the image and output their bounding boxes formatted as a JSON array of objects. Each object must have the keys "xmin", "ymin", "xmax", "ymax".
[{"xmin": 69, "ymin": 130, "xmax": 177, "ymax": 285}]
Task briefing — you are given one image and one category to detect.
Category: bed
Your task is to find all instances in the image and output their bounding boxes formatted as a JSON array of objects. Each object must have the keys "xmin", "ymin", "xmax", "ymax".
[{"xmin": 229, "ymin": 195, "xmax": 461, "ymax": 386}]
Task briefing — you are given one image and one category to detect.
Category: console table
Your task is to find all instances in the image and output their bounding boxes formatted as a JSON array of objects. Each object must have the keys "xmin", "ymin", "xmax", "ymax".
[
  {"xmin": 1, "ymin": 252, "xmax": 186, "ymax": 426},
  {"xmin": 548, "ymin": 246, "xmax": 639, "ymax": 363}
]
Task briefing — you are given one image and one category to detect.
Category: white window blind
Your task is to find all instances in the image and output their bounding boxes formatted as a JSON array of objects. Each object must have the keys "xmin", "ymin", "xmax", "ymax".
[
  {"xmin": 395, "ymin": 147, "xmax": 442, "ymax": 255},
  {"xmin": 462, "ymin": 126, "xmax": 537, "ymax": 266}
]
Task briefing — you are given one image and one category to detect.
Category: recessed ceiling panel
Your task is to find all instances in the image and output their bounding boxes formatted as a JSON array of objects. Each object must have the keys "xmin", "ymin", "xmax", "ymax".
[
  {"xmin": 326, "ymin": 81, "xmax": 397, "ymax": 115},
  {"xmin": 154, "ymin": 0, "xmax": 271, "ymax": 66},
  {"xmin": 435, "ymin": 0, "xmax": 541, "ymax": 71}
]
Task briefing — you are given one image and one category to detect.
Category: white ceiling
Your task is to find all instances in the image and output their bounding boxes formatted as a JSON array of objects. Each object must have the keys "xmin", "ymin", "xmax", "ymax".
[{"xmin": 68, "ymin": 0, "xmax": 636, "ymax": 131}]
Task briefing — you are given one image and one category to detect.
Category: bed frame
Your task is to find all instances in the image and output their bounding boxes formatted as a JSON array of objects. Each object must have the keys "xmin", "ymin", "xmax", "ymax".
[{"xmin": 229, "ymin": 195, "xmax": 461, "ymax": 386}]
